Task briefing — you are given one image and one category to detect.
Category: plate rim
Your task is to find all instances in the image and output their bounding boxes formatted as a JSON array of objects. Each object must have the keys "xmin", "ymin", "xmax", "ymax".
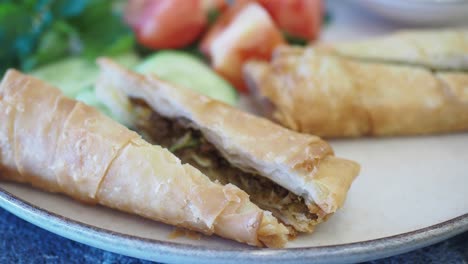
[{"xmin": 1, "ymin": 186, "xmax": 467, "ymax": 264}]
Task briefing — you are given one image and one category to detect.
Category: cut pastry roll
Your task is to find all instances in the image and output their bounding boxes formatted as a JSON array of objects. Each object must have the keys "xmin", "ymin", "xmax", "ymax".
[
  {"xmin": 244, "ymin": 46, "xmax": 468, "ymax": 137},
  {"xmin": 95, "ymin": 58, "xmax": 360, "ymax": 234},
  {"xmin": 0, "ymin": 69, "xmax": 289, "ymax": 248}
]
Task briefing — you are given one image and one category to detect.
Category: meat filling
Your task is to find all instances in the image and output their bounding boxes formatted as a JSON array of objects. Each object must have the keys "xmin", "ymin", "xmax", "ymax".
[{"xmin": 131, "ymin": 99, "xmax": 325, "ymax": 232}]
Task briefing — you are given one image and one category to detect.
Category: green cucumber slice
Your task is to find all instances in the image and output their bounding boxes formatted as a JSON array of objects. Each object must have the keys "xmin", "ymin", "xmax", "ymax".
[
  {"xmin": 75, "ymin": 87, "xmax": 107, "ymax": 113},
  {"xmin": 30, "ymin": 57, "xmax": 97, "ymax": 98},
  {"xmin": 30, "ymin": 53, "xmax": 141, "ymax": 124},
  {"xmin": 30, "ymin": 53, "xmax": 141, "ymax": 99},
  {"xmin": 135, "ymin": 50, "xmax": 238, "ymax": 105}
]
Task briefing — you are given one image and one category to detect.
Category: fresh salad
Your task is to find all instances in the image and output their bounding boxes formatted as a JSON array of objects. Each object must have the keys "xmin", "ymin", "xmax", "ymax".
[{"xmin": 1, "ymin": 0, "xmax": 324, "ymax": 118}]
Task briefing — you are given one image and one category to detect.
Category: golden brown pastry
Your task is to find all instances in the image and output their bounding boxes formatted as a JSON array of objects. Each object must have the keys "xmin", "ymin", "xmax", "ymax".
[
  {"xmin": 321, "ymin": 29, "xmax": 468, "ymax": 70},
  {"xmin": 95, "ymin": 58, "xmax": 360, "ymax": 234},
  {"xmin": 0, "ymin": 69, "xmax": 289, "ymax": 248},
  {"xmin": 244, "ymin": 46, "xmax": 468, "ymax": 137}
]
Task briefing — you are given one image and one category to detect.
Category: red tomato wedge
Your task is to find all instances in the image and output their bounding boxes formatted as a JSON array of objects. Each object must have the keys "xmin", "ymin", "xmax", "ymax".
[
  {"xmin": 125, "ymin": 0, "xmax": 207, "ymax": 49},
  {"xmin": 200, "ymin": 2, "xmax": 285, "ymax": 92},
  {"xmin": 257, "ymin": 0, "xmax": 323, "ymax": 41}
]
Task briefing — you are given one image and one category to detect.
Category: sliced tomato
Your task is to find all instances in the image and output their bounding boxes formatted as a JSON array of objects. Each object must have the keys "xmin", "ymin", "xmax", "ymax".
[
  {"xmin": 125, "ymin": 0, "xmax": 207, "ymax": 49},
  {"xmin": 257, "ymin": 0, "xmax": 323, "ymax": 41},
  {"xmin": 200, "ymin": 1, "xmax": 250, "ymax": 56},
  {"xmin": 200, "ymin": 2, "xmax": 285, "ymax": 92}
]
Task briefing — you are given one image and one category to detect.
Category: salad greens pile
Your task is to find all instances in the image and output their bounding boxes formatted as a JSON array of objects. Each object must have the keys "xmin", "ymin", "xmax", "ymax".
[
  {"xmin": 0, "ymin": 0, "xmax": 331, "ymax": 108},
  {"xmin": 0, "ymin": 0, "xmax": 143, "ymax": 119},
  {"xmin": 0, "ymin": 0, "xmax": 254, "ymax": 113},
  {"xmin": 0, "ymin": 0, "xmax": 134, "ymax": 74}
]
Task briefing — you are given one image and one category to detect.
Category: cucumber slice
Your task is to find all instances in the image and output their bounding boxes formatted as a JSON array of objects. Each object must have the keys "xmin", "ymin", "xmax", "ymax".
[
  {"xmin": 113, "ymin": 52, "xmax": 141, "ymax": 69},
  {"xmin": 31, "ymin": 53, "xmax": 141, "ymax": 125},
  {"xmin": 135, "ymin": 50, "xmax": 238, "ymax": 105},
  {"xmin": 30, "ymin": 53, "xmax": 141, "ymax": 99},
  {"xmin": 75, "ymin": 87, "xmax": 113, "ymax": 119},
  {"xmin": 76, "ymin": 87, "xmax": 132, "ymax": 126},
  {"xmin": 30, "ymin": 57, "xmax": 97, "ymax": 98}
]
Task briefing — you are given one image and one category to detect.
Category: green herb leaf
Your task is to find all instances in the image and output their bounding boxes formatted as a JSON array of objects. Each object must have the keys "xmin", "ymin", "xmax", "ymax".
[
  {"xmin": 0, "ymin": 0, "xmax": 134, "ymax": 74},
  {"xmin": 68, "ymin": 0, "xmax": 134, "ymax": 59},
  {"xmin": 169, "ymin": 132, "xmax": 199, "ymax": 152},
  {"xmin": 50, "ymin": 0, "xmax": 88, "ymax": 18},
  {"xmin": 283, "ymin": 31, "xmax": 308, "ymax": 46},
  {"xmin": 207, "ymin": 9, "xmax": 221, "ymax": 25},
  {"xmin": 324, "ymin": 10, "xmax": 333, "ymax": 27},
  {"xmin": 22, "ymin": 20, "xmax": 79, "ymax": 71}
]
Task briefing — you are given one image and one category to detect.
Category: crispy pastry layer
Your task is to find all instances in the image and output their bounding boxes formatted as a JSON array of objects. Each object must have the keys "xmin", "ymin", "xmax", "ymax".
[
  {"xmin": 0, "ymin": 69, "xmax": 289, "ymax": 248},
  {"xmin": 130, "ymin": 100, "xmax": 323, "ymax": 232},
  {"xmin": 320, "ymin": 29, "xmax": 468, "ymax": 70},
  {"xmin": 244, "ymin": 46, "xmax": 468, "ymax": 137},
  {"xmin": 95, "ymin": 59, "xmax": 360, "ymax": 223}
]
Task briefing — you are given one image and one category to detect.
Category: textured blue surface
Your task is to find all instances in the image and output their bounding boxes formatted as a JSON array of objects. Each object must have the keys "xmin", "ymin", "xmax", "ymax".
[{"xmin": 1, "ymin": 207, "xmax": 467, "ymax": 264}]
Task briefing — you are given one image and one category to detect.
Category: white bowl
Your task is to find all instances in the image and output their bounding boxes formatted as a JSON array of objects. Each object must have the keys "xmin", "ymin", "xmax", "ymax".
[{"xmin": 353, "ymin": 0, "xmax": 468, "ymax": 26}]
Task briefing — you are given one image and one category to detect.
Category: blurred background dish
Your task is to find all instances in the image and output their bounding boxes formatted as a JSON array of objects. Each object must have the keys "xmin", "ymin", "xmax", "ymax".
[{"xmin": 353, "ymin": 0, "xmax": 468, "ymax": 26}]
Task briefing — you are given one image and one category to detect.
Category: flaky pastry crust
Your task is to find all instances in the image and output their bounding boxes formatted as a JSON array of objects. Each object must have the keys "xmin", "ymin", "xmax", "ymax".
[
  {"xmin": 244, "ymin": 46, "xmax": 468, "ymax": 137},
  {"xmin": 96, "ymin": 59, "xmax": 360, "ymax": 217},
  {"xmin": 321, "ymin": 29, "xmax": 468, "ymax": 70},
  {"xmin": 0, "ymin": 69, "xmax": 289, "ymax": 248}
]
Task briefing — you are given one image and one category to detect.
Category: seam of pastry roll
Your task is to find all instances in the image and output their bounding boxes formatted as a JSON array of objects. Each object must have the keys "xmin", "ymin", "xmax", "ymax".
[
  {"xmin": 52, "ymin": 101, "xmax": 97, "ymax": 203},
  {"xmin": 434, "ymin": 73, "xmax": 468, "ymax": 130},
  {"xmin": 434, "ymin": 74, "xmax": 458, "ymax": 102},
  {"xmin": 94, "ymin": 138, "xmax": 135, "ymax": 201},
  {"xmin": 433, "ymin": 72, "xmax": 468, "ymax": 129},
  {"xmin": 50, "ymin": 97, "xmax": 78, "ymax": 192},
  {"xmin": 54, "ymin": 100, "xmax": 142, "ymax": 203}
]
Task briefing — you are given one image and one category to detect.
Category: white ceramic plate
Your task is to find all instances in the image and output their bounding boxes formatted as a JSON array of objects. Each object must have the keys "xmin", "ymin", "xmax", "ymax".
[
  {"xmin": 1, "ymin": 132, "xmax": 468, "ymax": 263},
  {"xmin": 353, "ymin": 0, "xmax": 468, "ymax": 26},
  {"xmin": 1, "ymin": 1, "xmax": 468, "ymax": 263}
]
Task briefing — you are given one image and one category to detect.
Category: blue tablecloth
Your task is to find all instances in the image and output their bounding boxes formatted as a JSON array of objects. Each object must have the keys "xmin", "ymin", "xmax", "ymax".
[{"xmin": 0, "ymin": 208, "xmax": 466, "ymax": 263}]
